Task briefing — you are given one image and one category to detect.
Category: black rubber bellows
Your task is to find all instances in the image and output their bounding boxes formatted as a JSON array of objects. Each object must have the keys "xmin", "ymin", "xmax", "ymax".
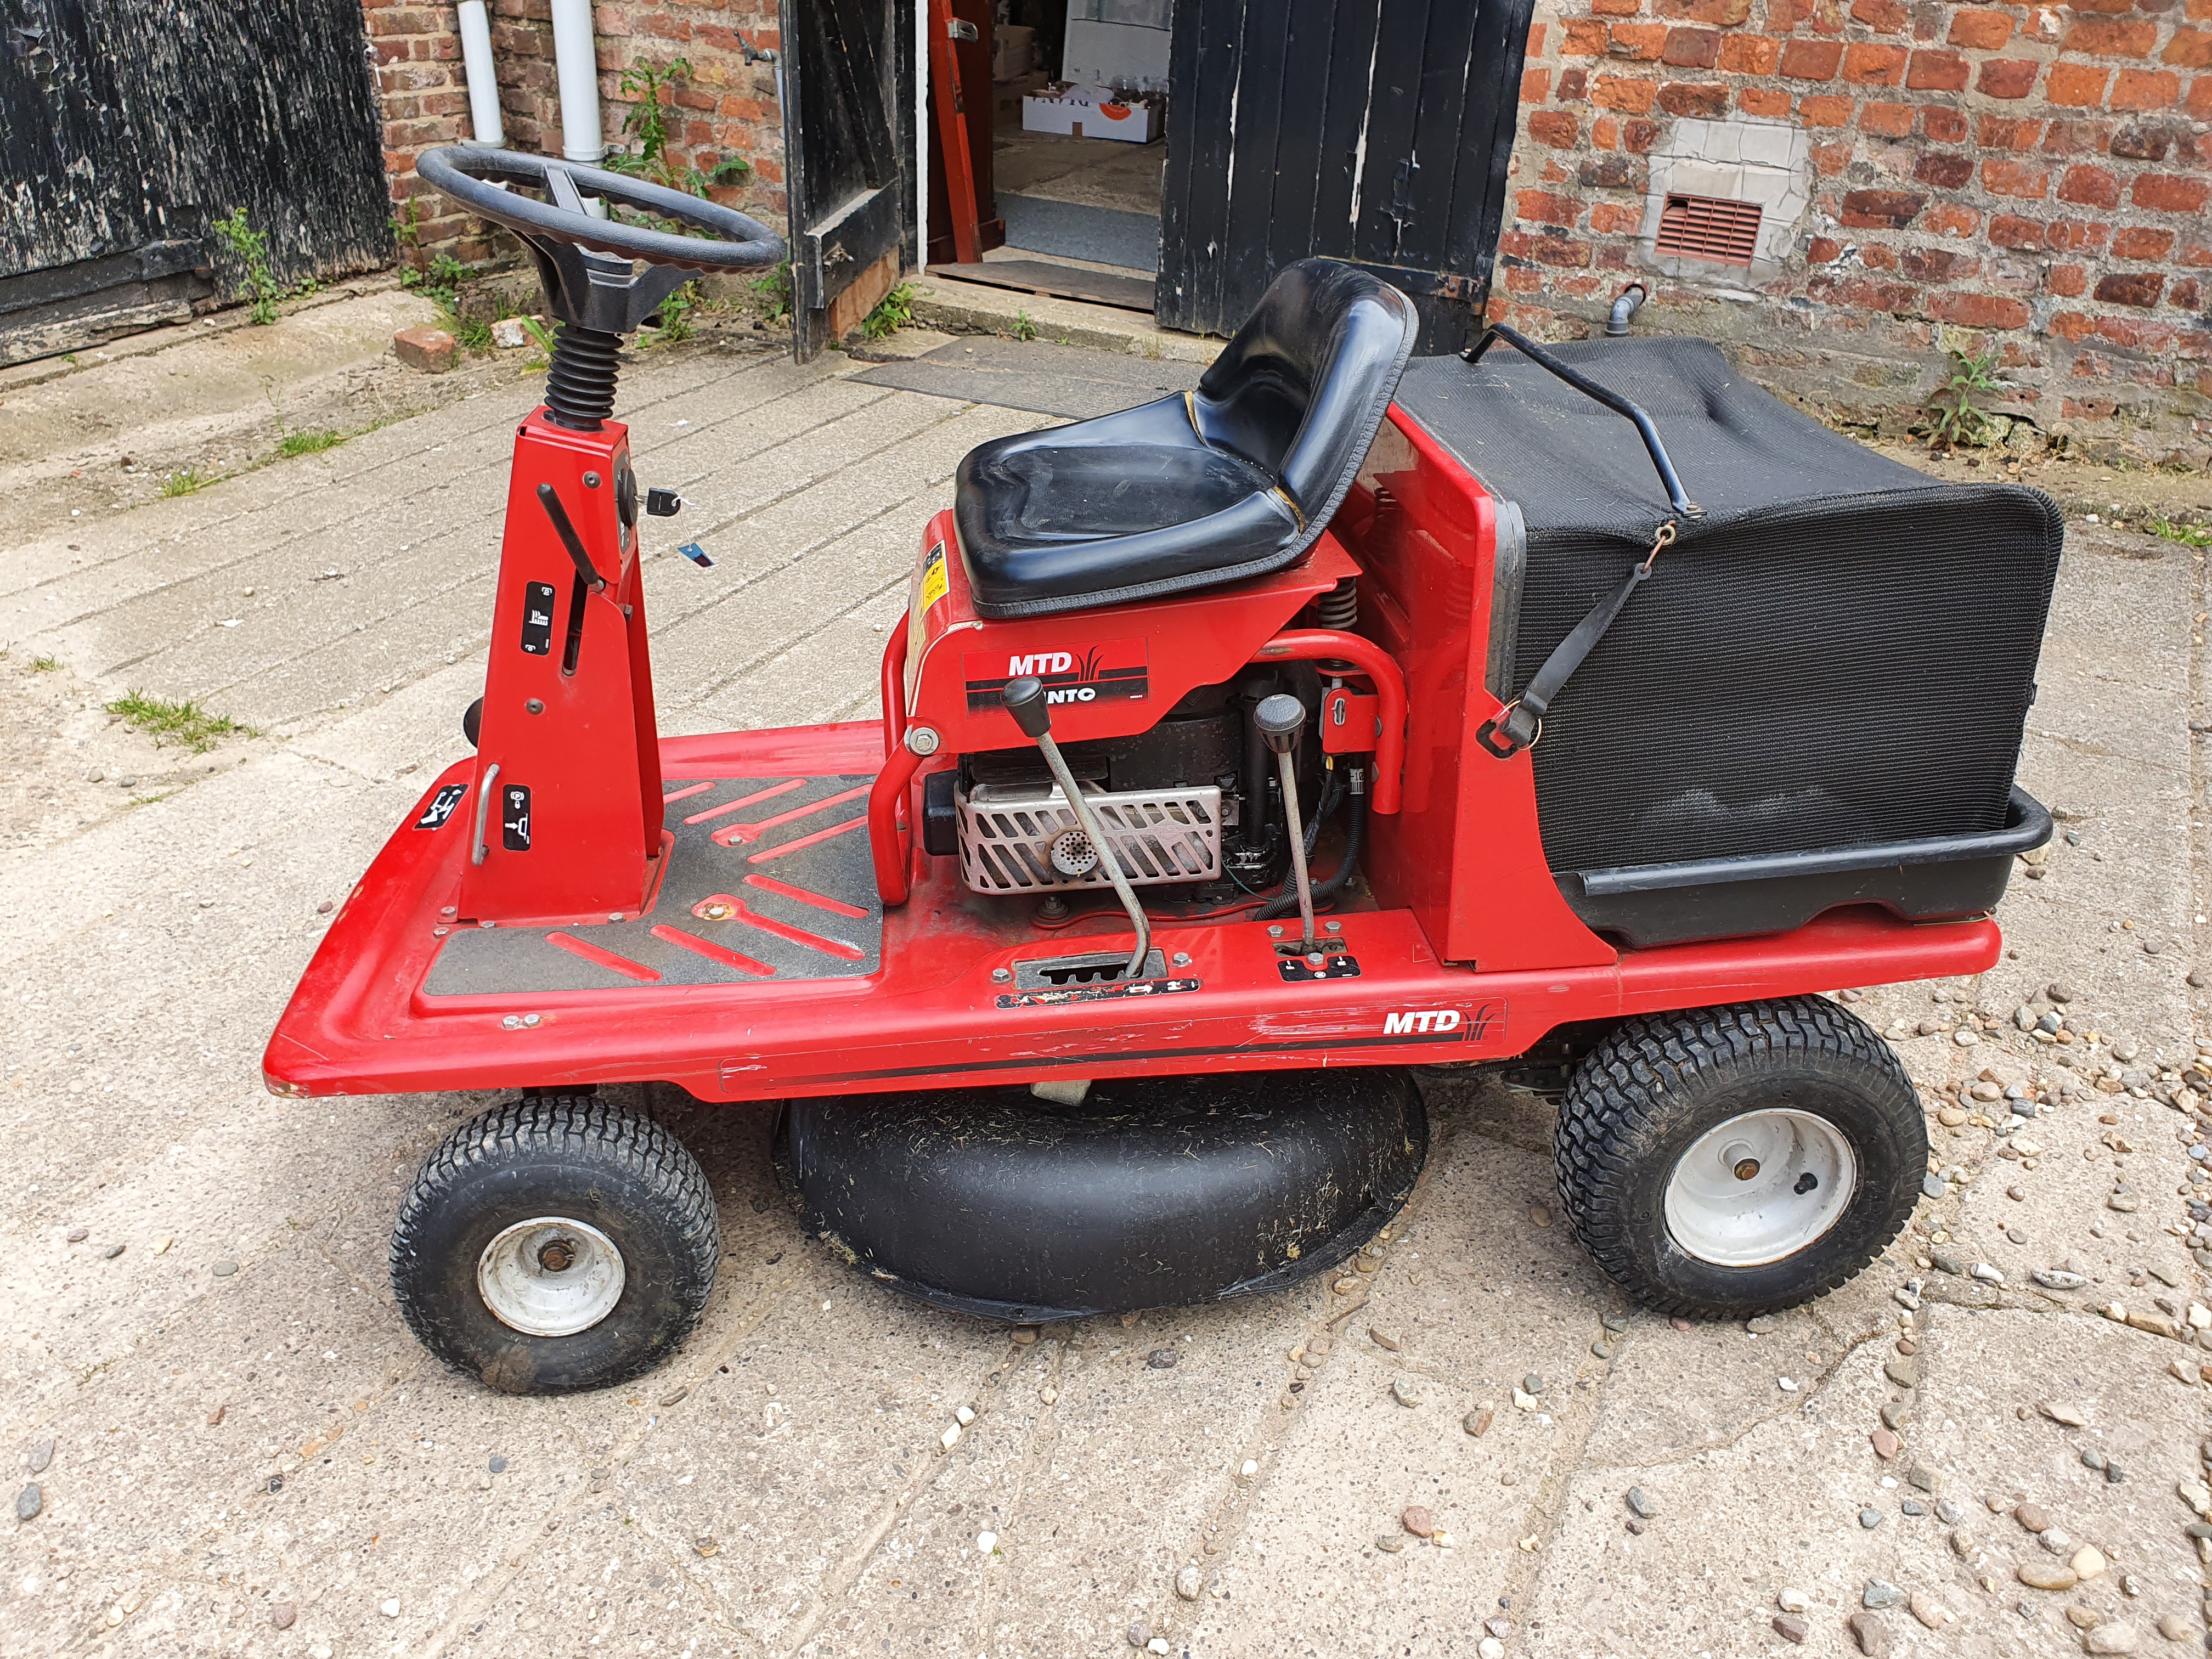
[{"xmin": 775, "ymin": 1069, "xmax": 1426, "ymax": 1322}]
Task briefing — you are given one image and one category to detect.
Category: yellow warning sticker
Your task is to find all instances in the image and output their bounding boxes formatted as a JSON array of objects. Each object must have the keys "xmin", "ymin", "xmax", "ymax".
[{"xmin": 917, "ymin": 541, "xmax": 949, "ymax": 613}]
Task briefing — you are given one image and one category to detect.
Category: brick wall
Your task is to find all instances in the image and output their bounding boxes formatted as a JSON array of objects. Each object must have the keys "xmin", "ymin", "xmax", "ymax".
[
  {"xmin": 365, "ymin": 0, "xmax": 787, "ymax": 272},
  {"xmin": 1507, "ymin": 0, "xmax": 2211, "ymax": 461}
]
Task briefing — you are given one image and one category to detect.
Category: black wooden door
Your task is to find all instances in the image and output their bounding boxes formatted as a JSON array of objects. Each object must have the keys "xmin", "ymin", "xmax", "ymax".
[
  {"xmin": 1158, "ymin": 0, "xmax": 1533, "ymax": 352},
  {"xmin": 0, "ymin": 0, "xmax": 392, "ymax": 364},
  {"xmin": 779, "ymin": 0, "xmax": 915, "ymax": 362}
]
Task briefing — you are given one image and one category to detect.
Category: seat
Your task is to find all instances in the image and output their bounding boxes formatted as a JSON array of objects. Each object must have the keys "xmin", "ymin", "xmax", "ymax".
[{"xmin": 952, "ymin": 258, "xmax": 1419, "ymax": 618}]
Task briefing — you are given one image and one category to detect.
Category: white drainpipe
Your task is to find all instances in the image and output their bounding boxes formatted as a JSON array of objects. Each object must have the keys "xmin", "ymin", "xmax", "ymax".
[
  {"xmin": 456, "ymin": 0, "xmax": 505, "ymax": 149},
  {"xmin": 549, "ymin": 0, "xmax": 609, "ymax": 215}
]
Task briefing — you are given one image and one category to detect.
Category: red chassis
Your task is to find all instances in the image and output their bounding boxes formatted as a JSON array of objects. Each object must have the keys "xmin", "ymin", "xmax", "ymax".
[{"xmin": 263, "ymin": 403, "xmax": 1996, "ymax": 1105}]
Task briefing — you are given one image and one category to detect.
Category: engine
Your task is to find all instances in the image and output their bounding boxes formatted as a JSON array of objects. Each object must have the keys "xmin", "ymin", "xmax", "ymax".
[{"xmin": 924, "ymin": 669, "xmax": 1324, "ymax": 902}]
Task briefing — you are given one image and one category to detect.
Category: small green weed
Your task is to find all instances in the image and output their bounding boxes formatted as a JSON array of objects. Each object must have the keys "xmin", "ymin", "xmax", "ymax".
[
  {"xmin": 30, "ymin": 654, "xmax": 59, "ymax": 672},
  {"xmin": 212, "ymin": 207, "xmax": 281, "ymax": 325},
  {"xmin": 520, "ymin": 317, "xmax": 558, "ymax": 369},
  {"xmin": 105, "ymin": 691, "xmax": 254, "ymax": 754},
  {"xmin": 160, "ymin": 470, "xmax": 208, "ymax": 497},
  {"xmin": 751, "ymin": 260, "xmax": 793, "ymax": 325},
  {"xmin": 127, "ymin": 795, "xmax": 167, "ymax": 808},
  {"xmin": 2151, "ymin": 518, "xmax": 2212, "ymax": 550},
  {"xmin": 61, "ymin": 353, "xmax": 78, "ymax": 366},
  {"xmin": 605, "ymin": 58, "xmax": 754, "ymax": 200},
  {"xmin": 400, "ymin": 251, "xmax": 474, "ymax": 315},
  {"xmin": 391, "ymin": 198, "xmax": 422, "ymax": 248},
  {"xmin": 277, "ymin": 429, "xmax": 342, "ymax": 458},
  {"xmin": 1923, "ymin": 338, "xmax": 2002, "ymax": 449},
  {"xmin": 648, "ymin": 281, "xmax": 700, "ymax": 345},
  {"xmin": 861, "ymin": 282, "xmax": 916, "ymax": 341},
  {"xmin": 1011, "ymin": 311, "xmax": 1039, "ymax": 343},
  {"xmin": 453, "ymin": 317, "xmax": 495, "ymax": 355}
]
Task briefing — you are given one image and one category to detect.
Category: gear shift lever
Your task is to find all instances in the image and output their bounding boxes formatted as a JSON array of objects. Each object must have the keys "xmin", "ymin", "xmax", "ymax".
[
  {"xmin": 1002, "ymin": 678, "xmax": 1151, "ymax": 984},
  {"xmin": 1255, "ymin": 693, "xmax": 1317, "ymax": 953}
]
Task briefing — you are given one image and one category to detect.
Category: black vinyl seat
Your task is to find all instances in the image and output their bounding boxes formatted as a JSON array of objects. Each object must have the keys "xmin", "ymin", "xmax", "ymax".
[{"xmin": 952, "ymin": 258, "xmax": 1419, "ymax": 618}]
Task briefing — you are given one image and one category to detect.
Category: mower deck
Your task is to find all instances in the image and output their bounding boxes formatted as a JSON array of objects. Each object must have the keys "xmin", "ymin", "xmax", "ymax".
[{"xmin": 265, "ymin": 720, "xmax": 2003, "ymax": 1105}]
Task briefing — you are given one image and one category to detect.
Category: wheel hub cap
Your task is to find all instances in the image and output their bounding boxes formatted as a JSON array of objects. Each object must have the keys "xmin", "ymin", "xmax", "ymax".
[
  {"xmin": 477, "ymin": 1217, "xmax": 625, "ymax": 1336},
  {"xmin": 1663, "ymin": 1109, "xmax": 1857, "ymax": 1267}
]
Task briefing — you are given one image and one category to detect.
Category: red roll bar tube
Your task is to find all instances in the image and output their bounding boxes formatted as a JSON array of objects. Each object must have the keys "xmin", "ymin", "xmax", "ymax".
[{"xmin": 1253, "ymin": 628, "xmax": 1406, "ymax": 814}]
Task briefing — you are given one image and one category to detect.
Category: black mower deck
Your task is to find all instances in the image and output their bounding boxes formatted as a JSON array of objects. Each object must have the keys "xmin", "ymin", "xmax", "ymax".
[{"xmin": 421, "ymin": 774, "xmax": 883, "ymax": 994}]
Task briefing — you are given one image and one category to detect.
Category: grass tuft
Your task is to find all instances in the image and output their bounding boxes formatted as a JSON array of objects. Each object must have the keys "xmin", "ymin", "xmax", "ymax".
[
  {"xmin": 30, "ymin": 654, "xmax": 60, "ymax": 672},
  {"xmin": 105, "ymin": 690, "xmax": 254, "ymax": 753},
  {"xmin": 2150, "ymin": 517, "xmax": 2211, "ymax": 550},
  {"xmin": 278, "ymin": 429, "xmax": 342, "ymax": 458},
  {"xmin": 160, "ymin": 469, "xmax": 208, "ymax": 497}
]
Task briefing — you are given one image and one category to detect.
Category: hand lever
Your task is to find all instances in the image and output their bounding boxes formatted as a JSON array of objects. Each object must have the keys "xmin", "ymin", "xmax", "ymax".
[
  {"xmin": 536, "ymin": 482, "xmax": 607, "ymax": 593},
  {"xmin": 1256, "ymin": 693, "xmax": 1318, "ymax": 953},
  {"xmin": 1003, "ymin": 678, "xmax": 1150, "ymax": 985}
]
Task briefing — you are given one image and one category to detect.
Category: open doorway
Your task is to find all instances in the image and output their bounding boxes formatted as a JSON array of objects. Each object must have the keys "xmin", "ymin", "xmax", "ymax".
[{"xmin": 927, "ymin": 0, "xmax": 1167, "ymax": 317}]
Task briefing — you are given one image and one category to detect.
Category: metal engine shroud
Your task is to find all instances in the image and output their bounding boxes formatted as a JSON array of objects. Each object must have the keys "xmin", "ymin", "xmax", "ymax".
[{"xmin": 957, "ymin": 782, "xmax": 1223, "ymax": 893}]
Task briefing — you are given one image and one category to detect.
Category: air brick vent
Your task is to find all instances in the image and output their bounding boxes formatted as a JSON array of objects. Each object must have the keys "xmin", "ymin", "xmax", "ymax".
[{"xmin": 1654, "ymin": 193, "xmax": 1764, "ymax": 267}]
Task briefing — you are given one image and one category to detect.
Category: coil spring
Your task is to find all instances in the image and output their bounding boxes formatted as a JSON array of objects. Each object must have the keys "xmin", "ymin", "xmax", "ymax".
[
  {"xmin": 544, "ymin": 323, "xmax": 623, "ymax": 431},
  {"xmin": 1319, "ymin": 575, "xmax": 1358, "ymax": 675},
  {"xmin": 1318, "ymin": 576, "xmax": 1358, "ymax": 633}
]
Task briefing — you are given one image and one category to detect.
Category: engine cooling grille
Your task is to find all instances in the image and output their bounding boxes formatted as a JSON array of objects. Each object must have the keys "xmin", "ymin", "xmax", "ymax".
[{"xmin": 958, "ymin": 783, "xmax": 1222, "ymax": 893}]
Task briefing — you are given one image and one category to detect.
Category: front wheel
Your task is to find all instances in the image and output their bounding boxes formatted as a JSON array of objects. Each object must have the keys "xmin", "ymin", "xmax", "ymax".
[
  {"xmin": 1555, "ymin": 998, "xmax": 1925, "ymax": 1319},
  {"xmin": 392, "ymin": 1094, "xmax": 719, "ymax": 1393}
]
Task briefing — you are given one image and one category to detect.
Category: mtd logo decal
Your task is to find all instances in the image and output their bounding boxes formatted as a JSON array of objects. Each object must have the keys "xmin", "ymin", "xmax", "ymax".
[
  {"xmin": 1381, "ymin": 1002, "xmax": 1505, "ymax": 1043},
  {"xmin": 964, "ymin": 639, "xmax": 1148, "ymax": 712}
]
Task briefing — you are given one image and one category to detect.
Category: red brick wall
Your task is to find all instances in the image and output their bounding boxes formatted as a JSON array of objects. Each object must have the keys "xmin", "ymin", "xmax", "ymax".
[
  {"xmin": 1508, "ymin": 0, "xmax": 2211, "ymax": 461},
  {"xmin": 365, "ymin": 0, "xmax": 787, "ymax": 270}
]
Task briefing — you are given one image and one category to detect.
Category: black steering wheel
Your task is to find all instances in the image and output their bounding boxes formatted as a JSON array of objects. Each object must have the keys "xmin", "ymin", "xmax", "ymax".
[{"xmin": 416, "ymin": 146, "xmax": 785, "ymax": 273}]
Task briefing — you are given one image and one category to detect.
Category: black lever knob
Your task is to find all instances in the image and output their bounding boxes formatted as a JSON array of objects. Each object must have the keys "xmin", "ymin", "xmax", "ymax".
[
  {"xmin": 646, "ymin": 487, "xmax": 682, "ymax": 517},
  {"xmin": 1002, "ymin": 676, "xmax": 1051, "ymax": 739},
  {"xmin": 1255, "ymin": 693, "xmax": 1306, "ymax": 755}
]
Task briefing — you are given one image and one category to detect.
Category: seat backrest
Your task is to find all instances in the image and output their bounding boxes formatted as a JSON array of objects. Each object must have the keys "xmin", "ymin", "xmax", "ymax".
[{"xmin": 1190, "ymin": 259, "xmax": 1419, "ymax": 520}]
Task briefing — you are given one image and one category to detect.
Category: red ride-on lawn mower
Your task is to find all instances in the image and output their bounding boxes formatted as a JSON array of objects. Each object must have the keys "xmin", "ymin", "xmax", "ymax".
[{"xmin": 264, "ymin": 150, "xmax": 2061, "ymax": 1395}]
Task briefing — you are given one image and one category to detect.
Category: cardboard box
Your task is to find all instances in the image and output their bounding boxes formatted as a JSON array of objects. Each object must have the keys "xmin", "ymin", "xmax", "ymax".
[
  {"xmin": 992, "ymin": 24, "xmax": 1036, "ymax": 82},
  {"xmin": 1021, "ymin": 82, "xmax": 1163, "ymax": 144},
  {"xmin": 992, "ymin": 70, "xmax": 1050, "ymax": 128}
]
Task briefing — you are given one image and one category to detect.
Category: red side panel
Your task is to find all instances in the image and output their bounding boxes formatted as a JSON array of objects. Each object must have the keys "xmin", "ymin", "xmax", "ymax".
[{"xmin": 1350, "ymin": 407, "xmax": 1614, "ymax": 971}]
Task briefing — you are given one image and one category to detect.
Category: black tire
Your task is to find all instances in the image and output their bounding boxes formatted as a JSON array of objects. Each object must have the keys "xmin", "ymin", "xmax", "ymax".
[
  {"xmin": 391, "ymin": 1094, "xmax": 718, "ymax": 1394},
  {"xmin": 1555, "ymin": 997, "xmax": 1924, "ymax": 1319}
]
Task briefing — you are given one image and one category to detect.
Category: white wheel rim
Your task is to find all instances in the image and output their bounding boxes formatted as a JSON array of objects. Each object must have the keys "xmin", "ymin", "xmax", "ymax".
[
  {"xmin": 1663, "ymin": 1109, "xmax": 1858, "ymax": 1267},
  {"xmin": 476, "ymin": 1217, "xmax": 626, "ymax": 1336}
]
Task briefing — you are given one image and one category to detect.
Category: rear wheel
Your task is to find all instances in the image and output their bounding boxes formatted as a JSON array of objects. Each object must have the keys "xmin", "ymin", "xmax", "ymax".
[
  {"xmin": 392, "ymin": 1094, "xmax": 718, "ymax": 1393},
  {"xmin": 1555, "ymin": 997, "xmax": 1923, "ymax": 1319}
]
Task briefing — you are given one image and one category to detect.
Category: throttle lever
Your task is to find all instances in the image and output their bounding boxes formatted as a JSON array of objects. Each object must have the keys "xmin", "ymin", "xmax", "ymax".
[
  {"xmin": 1002, "ymin": 678, "xmax": 1150, "ymax": 985},
  {"xmin": 1255, "ymin": 694, "xmax": 1319, "ymax": 954}
]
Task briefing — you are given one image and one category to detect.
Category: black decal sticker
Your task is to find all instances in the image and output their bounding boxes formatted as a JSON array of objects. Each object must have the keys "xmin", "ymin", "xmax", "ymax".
[
  {"xmin": 963, "ymin": 639, "xmax": 1149, "ymax": 712},
  {"xmin": 1278, "ymin": 953, "xmax": 1362, "ymax": 982},
  {"xmin": 414, "ymin": 783, "xmax": 468, "ymax": 830},
  {"xmin": 520, "ymin": 581, "xmax": 557, "ymax": 656},
  {"xmin": 996, "ymin": 975, "xmax": 1200, "ymax": 1009},
  {"xmin": 500, "ymin": 785, "xmax": 533, "ymax": 851}
]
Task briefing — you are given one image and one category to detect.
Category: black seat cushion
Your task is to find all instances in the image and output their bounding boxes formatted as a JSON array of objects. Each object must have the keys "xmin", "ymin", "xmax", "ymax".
[{"xmin": 953, "ymin": 258, "xmax": 1418, "ymax": 618}]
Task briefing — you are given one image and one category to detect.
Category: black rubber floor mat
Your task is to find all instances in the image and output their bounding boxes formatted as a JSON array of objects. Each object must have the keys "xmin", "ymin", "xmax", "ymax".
[
  {"xmin": 998, "ymin": 193, "xmax": 1160, "ymax": 273},
  {"xmin": 422, "ymin": 775, "xmax": 882, "ymax": 995}
]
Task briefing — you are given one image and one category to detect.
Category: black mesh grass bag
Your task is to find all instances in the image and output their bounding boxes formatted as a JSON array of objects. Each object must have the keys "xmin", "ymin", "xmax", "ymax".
[{"xmin": 1391, "ymin": 336, "xmax": 2061, "ymax": 944}]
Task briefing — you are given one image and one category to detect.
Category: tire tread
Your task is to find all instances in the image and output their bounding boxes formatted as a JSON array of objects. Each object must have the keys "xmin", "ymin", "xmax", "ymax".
[
  {"xmin": 391, "ymin": 1094, "xmax": 718, "ymax": 1390},
  {"xmin": 1555, "ymin": 997, "xmax": 1921, "ymax": 1318}
]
